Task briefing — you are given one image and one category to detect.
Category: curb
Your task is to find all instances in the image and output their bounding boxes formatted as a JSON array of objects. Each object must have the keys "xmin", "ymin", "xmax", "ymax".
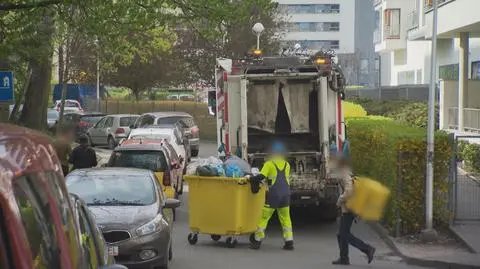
[{"xmin": 368, "ymin": 222, "xmax": 480, "ymax": 269}]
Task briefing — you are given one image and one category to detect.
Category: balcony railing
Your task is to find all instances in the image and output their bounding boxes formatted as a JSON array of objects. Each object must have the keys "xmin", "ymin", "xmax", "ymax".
[
  {"xmin": 374, "ymin": 0, "xmax": 383, "ymax": 6},
  {"xmin": 384, "ymin": 25, "xmax": 400, "ymax": 39},
  {"xmin": 447, "ymin": 107, "xmax": 480, "ymax": 132},
  {"xmin": 407, "ymin": 10, "xmax": 419, "ymax": 30}
]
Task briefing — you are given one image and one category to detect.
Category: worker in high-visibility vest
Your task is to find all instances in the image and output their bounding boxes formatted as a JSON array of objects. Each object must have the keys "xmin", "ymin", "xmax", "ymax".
[{"xmin": 250, "ymin": 141, "xmax": 294, "ymax": 251}]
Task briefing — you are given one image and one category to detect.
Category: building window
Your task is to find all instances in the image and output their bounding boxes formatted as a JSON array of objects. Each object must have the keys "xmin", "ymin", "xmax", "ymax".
[
  {"xmin": 384, "ymin": 9, "xmax": 401, "ymax": 39},
  {"xmin": 472, "ymin": 61, "xmax": 480, "ymax": 80},
  {"xmin": 374, "ymin": 10, "xmax": 381, "ymax": 43},
  {"xmin": 288, "ymin": 22, "xmax": 340, "ymax": 32},
  {"xmin": 398, "ymin": 70, "xmax": 415, "ymax": 84},
  {"xmin": 279, "ymin": 4, "xmax": 340, "ymax": 14},
  {"xmin": 439, "ymin": 64, "xmax": 459, "ymax": 81},
  {"xmin": 287, "ymin": 40, "xmax": 340, "ymax": 50}
]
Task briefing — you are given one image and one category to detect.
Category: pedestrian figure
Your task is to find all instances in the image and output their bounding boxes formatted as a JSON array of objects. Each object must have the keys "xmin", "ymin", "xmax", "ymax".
[
  {"xmin": 331, "ymin": 153, "xmax": 375, "ymax": 265},
  {"xmin": 53, "ymin": 126, "xmax": 74, "ymax": 176},
  {"xmin": 250, "ymin": 141, "xmax": 294, "ymax": 251},
  {"xmin": 69, "ymin": 135, "xmax": 97, "ymax": 171}
]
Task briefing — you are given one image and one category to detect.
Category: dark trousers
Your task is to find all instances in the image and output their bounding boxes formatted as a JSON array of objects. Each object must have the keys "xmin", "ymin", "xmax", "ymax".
[
  {"xmin": 337, "ymin": 212, "xmax": 371, "ymax": 259},
  {"xmin": 62, "ymin": 165, "xmax": 69, "ymax": 177}
]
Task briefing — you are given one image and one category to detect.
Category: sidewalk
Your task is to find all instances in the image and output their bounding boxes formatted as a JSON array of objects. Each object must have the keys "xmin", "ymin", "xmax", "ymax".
[
  {"xmin": 450, "ymin": 222, "xmax": 480, "ymax": 253},
  {"xmin": 370, "ymin": 223, "xmax": 480, "ymax": 269}
]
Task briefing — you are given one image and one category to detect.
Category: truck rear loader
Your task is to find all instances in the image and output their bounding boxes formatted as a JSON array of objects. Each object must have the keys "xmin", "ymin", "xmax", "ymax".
[{"xmin": 214, "ymin": 50, "xmax": 346, "ymax": 220}]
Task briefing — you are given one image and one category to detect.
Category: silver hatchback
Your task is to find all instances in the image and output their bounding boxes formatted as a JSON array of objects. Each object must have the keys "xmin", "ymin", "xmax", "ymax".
[{"xmin": 87, "ymin": 114, "xmax": 139, "ymax": 149}]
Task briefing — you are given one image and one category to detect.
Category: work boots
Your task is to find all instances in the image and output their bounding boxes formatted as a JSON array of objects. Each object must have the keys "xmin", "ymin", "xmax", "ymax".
[
  {"xmin": 249, "ymin": 238, "xmax": 262, "ymax": 250},
  {"xmin": 332, "ymin": 258, "xmax": 350, "ymax": 265},
  {"xmin": 283, "ymin": 240, "xmax": 294, "ymax": 251}
]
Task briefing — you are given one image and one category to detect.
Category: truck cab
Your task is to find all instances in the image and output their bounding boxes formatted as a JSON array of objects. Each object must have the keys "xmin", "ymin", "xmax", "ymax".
[{"xmin": 214, "ymin": 50, "xmax": 346, "ymax": 220}]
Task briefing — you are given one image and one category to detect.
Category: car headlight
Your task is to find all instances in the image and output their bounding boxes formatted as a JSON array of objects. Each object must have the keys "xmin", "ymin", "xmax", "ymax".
[{"xmin": 136, "ymin": 215, "xmax": 168, "ymax": 237}]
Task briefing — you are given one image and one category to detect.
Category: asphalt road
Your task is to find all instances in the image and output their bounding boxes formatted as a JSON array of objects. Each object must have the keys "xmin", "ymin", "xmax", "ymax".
[{"xmin": 95, "ymin": 142, "xmax": 433, "ymax": 269}]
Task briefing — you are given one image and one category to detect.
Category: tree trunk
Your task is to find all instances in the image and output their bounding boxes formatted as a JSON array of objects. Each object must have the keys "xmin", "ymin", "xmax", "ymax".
[
  {"xmin": 19, "ymin": 14, "xmax": 55, "ymax": 130},
  {"xmin": 133, "ymin": 90, "xmax": 140, "ymax": 101},
  {"xmin": 9, "ymin": 67, "xmax": 32, "ymax": 123},
  {"xmin": 58, "ymin": 45, "xmax": 64, "ymax": 83}
]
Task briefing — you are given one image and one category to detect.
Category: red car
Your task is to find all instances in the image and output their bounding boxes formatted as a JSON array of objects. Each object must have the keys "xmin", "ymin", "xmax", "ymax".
[{"xmin": 0, "ymin": 123, "xmax": 126, "ymax": 269}]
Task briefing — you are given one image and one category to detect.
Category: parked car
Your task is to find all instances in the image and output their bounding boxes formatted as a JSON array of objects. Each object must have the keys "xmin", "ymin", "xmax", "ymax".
[
  {"xmin": 0, "ymin": 123, "xmax": 127, "ymax": 269},
  {"xmin": 64, "ymin": 111, "xmax": 106, "ymax": 140},
  {"xmin": 66, "ymin": 168, "xmax": 180, "ymax": 269},
  {"xmin": 133, "ymin": 112, "xmax": 200, "ymax": 156},
  {"xmin": 128, "ymin": 126, "xmax": 187, "ymax": 165},
  {"xmin": 87, "ymin": 114, "xmax": 139, "ymax": 149},
  {"xmin": 107, "ymin": 140, "xmax": 183, "ymax": 199},
  {"xmin": 54, "ymin": 99, "xmax": 84, "ymax": 112},
  {"xmin": 69, "ymin": 193, "xmax": 117, "ymax": 267},
  {"xmin": 47, "ymin": 108, "xmax": 60, "ymax": 131}
]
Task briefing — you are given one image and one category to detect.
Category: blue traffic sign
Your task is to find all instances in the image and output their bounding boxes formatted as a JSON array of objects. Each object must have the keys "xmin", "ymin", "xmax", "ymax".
[{"xmin": 0, "ymin": 71, "xmax": 14, "ymax": 103}]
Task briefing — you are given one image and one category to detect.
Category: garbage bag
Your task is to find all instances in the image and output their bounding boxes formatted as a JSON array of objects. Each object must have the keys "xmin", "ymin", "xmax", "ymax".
[
  {"xmin": 196, "ymin": 165, "xmax": 217, "ymax": 177},
  {"xmin": 225, "ymin": 163, "xmax": 244, "ymax": 178},
  {"xmin": 213, "ymin": 164, "xmax": 226, "ymax": 177},
  {"xmin": 186, "ymin": 156, "xmax": 223, "ymax": 175},
  {"xmin": 224, "ymin": 155, "xmax": 251, "ymax": 174}
]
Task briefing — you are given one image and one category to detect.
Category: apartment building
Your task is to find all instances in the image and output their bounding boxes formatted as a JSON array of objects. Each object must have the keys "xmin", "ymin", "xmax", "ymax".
[
  {"xmin": 375, "ymin": 0, "xmax": 480, "ymax": 86},
  {"xmin": 375, "ymin": 0, "xmax": 480, "ymax": 132},
  {"xmin": 278, "ymin": 0, "xmax": 377, "ymax": 86}
]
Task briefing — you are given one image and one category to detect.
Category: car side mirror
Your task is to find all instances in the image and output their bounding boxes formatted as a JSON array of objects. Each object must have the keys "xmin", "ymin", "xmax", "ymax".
[
  {"xmin": 101, "ymin": 264, "xmax": 129, "ymax": 269},
  {"xmin": 164, "ymin": 198, "xmax": 181, "ymax": 209}
]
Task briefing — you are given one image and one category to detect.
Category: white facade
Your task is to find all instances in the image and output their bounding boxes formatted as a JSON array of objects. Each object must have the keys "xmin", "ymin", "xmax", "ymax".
[
  {"xmin": 375, "ymin": 0, "xmax": 480, "ymax": 86},
  {"xmin": 277, "ymin": 0, "xmax": 356, "ymax": 53}
]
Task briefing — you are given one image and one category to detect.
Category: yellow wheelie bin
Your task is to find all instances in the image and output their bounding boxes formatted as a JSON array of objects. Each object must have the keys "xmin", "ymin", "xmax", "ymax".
[
  {"xmin": 184, "ymin": 176, "xmax": 266, "ymax": 248},
  {"xmin": 346, "ymin": 176, "xmax": 390, "ymax": 221}
]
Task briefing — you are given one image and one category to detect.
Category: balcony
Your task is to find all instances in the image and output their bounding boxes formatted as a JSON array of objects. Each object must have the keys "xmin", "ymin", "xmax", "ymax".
[
  {"xmin": 374, "ymin": 29, "xmax": 382, "ymax": 44},
  {"xmin": 374, "ymin": 0, "xmax": 383, "ymax": 6},
  {"xmin": 406, "ymin": 10, "xmax": 419, "ymax": 30},
  {"xmin": 384, "ymin": 25, "xmax": 401, "ymax": 39},
  {"xmin": 424, "ymin": 0, "xmax": 453, "ymax": 11}
]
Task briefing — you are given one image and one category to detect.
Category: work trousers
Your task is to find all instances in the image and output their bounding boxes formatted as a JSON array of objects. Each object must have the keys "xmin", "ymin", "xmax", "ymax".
[
  {"xmin": 254, "ymin": 205, "xmax": 293, "ymax": 242},
  {"xmin": 337, "ymin": 212, "xmax": 371, "ymax": 259}
]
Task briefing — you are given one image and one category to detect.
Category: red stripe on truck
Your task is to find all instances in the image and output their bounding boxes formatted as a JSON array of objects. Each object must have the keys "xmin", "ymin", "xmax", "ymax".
[{"xmin": 337, "ymin": 94, "xmax": 343, "ymax": 151}]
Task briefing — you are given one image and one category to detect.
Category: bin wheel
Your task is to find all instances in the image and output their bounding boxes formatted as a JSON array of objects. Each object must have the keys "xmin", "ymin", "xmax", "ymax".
[
  {"xmin": 226, "ymin": 237, "xmax": 237, "ymax": 248},
  {"xmin": 249, "ymin": 233, "xmax": 256, "ymax": 244},
  {"xmin": 188, "ymin": 233, "xmax": 198, "ymax": 245},
  {"xmin": 211, "ymin": 235, "xmax": 221, "ymax": 241}
]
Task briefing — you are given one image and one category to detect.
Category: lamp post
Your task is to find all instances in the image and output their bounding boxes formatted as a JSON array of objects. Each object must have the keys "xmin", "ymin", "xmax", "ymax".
[
  {"xmin": 423, "ymin": 0, "xmax": 439, "ymax": 241},
  {"xmin": 95, "ymin": 37, "xmax": 100, "ymax": 111},
  {"xmin": 252, "ymin": 22, "xmax": 265, "ymax": 50}
]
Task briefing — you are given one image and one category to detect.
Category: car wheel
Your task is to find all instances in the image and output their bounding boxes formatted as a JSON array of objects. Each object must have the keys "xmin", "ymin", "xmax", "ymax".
[{"xmin": 107, "ymin": 136, "xmax": 115, "ymax": 149}]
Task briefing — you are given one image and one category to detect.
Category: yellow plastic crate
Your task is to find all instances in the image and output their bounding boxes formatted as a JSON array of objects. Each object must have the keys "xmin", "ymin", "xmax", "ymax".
[
  {"xmin": 346, "ymin": 177, "xmax": 391, "ymax": 221},
  {"xmin": 185, "ymin": 176, "xmax": 266, "ymax": 236}
]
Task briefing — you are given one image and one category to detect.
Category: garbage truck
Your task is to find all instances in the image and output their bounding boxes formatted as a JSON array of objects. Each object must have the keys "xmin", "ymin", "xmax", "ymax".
[{"xmin": 212, "ymin": 48, "xmax": 346, "ymax": 220}]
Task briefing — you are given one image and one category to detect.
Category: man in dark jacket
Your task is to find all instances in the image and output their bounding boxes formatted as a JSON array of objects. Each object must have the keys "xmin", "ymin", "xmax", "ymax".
[
  {"xmin": 69, "ymin": 135, "xmax": 97, "ymax": 170},
  {"xmin": 53, "ymin": 126, "xmax": 74, "ymax": 176}
]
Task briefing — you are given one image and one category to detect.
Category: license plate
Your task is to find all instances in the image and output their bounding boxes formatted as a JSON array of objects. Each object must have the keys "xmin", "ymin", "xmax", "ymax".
[{"xmin": 108, "ymin": 246, "xmax": 118, "ymax": 256}]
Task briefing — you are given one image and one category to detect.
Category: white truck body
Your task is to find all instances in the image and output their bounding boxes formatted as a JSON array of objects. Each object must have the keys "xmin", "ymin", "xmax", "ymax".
[{"xmin": 214, "ymin": 56, "xmax": 345, "ymax": 215}]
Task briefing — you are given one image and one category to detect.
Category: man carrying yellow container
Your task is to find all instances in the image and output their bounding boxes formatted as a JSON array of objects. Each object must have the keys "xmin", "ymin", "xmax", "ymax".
[{"xmin": 250, "ymin": 141, "xmax": 294, "ymax": 251}]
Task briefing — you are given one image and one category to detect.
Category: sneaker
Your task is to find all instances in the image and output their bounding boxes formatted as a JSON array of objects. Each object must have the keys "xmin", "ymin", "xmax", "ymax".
[
  {"xmin": 367, "ymin": 247, "xmax": 376, "ymax": 264},
  {"xmin": 250, "ymin": 240, "xmax": 261, "ymax": 250},
  {"xmin": 332, "ymin": 258, "xmax": 350, "ymax": 265},
  {"xmin": 283, "ymin": 240, "xmax": 294, "ymax": 251}
]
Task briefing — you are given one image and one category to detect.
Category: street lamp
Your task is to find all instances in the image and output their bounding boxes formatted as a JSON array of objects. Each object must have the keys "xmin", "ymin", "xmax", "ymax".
[
  {"xmin": 95, "ymin": 37, "xmax": 100, "ymax": 111},
  {"xmin": 252, "ymin": 22, "xmax": 265, "ymax": 50}
]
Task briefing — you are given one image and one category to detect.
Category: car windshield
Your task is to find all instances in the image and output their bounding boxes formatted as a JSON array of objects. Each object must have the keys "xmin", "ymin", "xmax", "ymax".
[
  {"xmin": 57, "ymin": 101, "xmax": 78, "ymax": 108},
  {"xmin": 156, "ymin": 116, "xmax": 193, "ymax": 128},
  {"xmin": 67, "ymin": 173, "xmax": 156, "ymax": 206},
  {"xmin": 47, "ymin": 111, "xmax": 59, "ymax": 119},
  {"xmin": 81, "ymin": 115, "xmax": 104, "ymax": 124},
  {"xmin": 109, "ymin": 150, "xmax": 168, "ymax": 171},
  {"xmin": 120, "ymin": 116, "xmax": 138, "ymax": 127}
]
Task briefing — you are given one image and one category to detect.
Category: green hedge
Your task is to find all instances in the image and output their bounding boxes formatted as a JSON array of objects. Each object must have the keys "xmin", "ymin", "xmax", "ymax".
[
  {"xmin": 458, "ymin": 140, "xmax": 480, "ymax": 173},
  {"xmin": 347, "ymin": 118, "xmax": 452, "ymax": 235}
]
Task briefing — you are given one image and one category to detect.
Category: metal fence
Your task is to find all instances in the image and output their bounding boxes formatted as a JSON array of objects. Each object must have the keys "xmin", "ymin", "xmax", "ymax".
[
  {"xmin": 452, "ymin": 136, "xmax": 480, "ymax": 222},
  {"xmin": 346, "ymin": 84, "xmax": 431, "ymax": 101}
]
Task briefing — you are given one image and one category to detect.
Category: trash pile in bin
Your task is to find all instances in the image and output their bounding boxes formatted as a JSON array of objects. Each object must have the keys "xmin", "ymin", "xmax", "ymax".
[{"xmin": 186, "ymin": 155, "xmax": 260, "ymax": 178}]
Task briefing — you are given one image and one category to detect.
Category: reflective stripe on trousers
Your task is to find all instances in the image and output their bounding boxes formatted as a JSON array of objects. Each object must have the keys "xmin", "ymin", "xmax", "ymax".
[{"xmin": 254, "ymin": 206, "xmax": 293, "ymax": 241}]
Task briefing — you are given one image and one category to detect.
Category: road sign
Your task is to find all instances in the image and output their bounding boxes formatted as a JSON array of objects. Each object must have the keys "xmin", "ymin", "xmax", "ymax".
[{"xmin": 0, "ymin": 71, "xmax": 14, "ymax": 103}]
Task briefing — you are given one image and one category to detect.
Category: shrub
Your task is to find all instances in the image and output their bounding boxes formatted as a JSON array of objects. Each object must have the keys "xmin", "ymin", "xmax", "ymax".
[
  {"xmin": 391, "ymin": 102, "xmax": 439, "ymax": 129},
  {"xmin": 346, "ymin": 96, "xmax": 416, "ymax": 117},
  {"xmin": 347, "ymin": 118, "xmax": 452, "ymax": 235},
  {"xmin": 343, "ymin": 101, "xmax": 367, "ymax": 118},
  {"xmin": 458, "ymin": 141, "xmax": 480, "ymax": 173}
]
